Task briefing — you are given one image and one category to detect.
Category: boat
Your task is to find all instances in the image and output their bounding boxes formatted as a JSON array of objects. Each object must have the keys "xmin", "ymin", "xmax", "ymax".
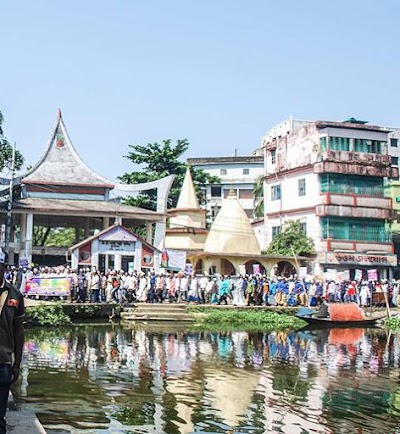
[{"xmin": 296, "ymin": 303, "xmax": 386, "ymax": 328}]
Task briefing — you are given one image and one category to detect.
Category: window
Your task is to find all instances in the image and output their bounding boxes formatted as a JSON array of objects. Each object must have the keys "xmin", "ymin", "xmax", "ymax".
[
  {"xmin": 271, "ymin": 184, "xmax": 281, "ymax": 201},
  {"xmin": 298, "ymin": 178, "xmax": 306, "ymax": 196},
  {"xmin": 271, "ymin": 149, "xmax": 276, "ymax": 164},
  {"xmin": 223, "ymin": 189, "xmax": 237, "ymax": 198},
  {"xmin": 319, "ymin": 173, "xmax": 383, "ymax": 197},
  {"xmin": 238, "ymin": 189, "xmax": 253, "ymax": 199},
  {"xmin": 354, "ymin": 139, "xmax": 385, "ymax": 154},
  {"xmin": 329, "ymin": 137, "xmax": 350, "ymax": 151},
  {"xmin": 299, "ymin": 221, "xmax": 307, "ymax": 234},
  {"xmin": 243, "ymin": 168, "xmax": 250, "ymax": 175},
  {"xmin": 321, "ymin": 218, "xmax": 387, "ymax": 242},
  {"xmin": 220, "ymin": 169, "xmax": 227, "ymax": 175},
  {"xmin": 391, "ymin": 138, "xmax": 398, "ymax": 147},
  {"xmin": 392, "ymin": 157, "xmax": 399, "ymax": 166},
  {"xmin": 272, "ymin": 226, "xmax": 281, "ymax": 239},
  {"xmin": 211, "ymin": 186, "xmax": 222, "ymax": 197}
]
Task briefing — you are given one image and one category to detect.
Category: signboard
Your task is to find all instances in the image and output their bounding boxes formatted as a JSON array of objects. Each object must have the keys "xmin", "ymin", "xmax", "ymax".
[
  {"xmin": 185, "ymin": 263, "xmax": 193, "ymax": 275},
  {"xmin": 238, "ymin": 264, "xmax": 246, "ymax": 276},
  {"xmin": 253, "ymin": 263, "xmax": 261, "ymax": 275},
  {"xmin": 25, "ymin": 277, "xmax": 71, "ymax": 297},
  {"xmin": 367, "ymin": 269, "xmax": 378, "ymax": 281},
  {"xmin": 299, "ymin": 267, "xmax": 308, "ymax": 278},
  {"xmin": 19, "ymin": 257, "xmax": 29, "ymax": 268},
  {"xmin": 164, "ymin": 249, "xmax": 186, "ymax": 271},
  {"xmin": 98, "ymin": 240, "xmax": 136, "ymax": 253},
  {"xmin": 354, "ymin": 269, "xmax": 363, "ymax": 281},
  {"xmin": 319, "ymin": 252, "xmax": 397, "ymax": 267}
]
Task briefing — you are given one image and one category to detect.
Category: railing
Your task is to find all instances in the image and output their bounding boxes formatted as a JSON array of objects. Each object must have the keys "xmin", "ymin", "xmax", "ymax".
[{"xmin": 322, "ymin": 226, "xmax": 391, "ymax": 243}]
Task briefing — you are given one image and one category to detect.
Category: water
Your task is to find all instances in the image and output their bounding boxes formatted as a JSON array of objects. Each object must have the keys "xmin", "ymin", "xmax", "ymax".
[{"xmin": 14, "ymin": 323, "xmax": 400, "ymax": 433}]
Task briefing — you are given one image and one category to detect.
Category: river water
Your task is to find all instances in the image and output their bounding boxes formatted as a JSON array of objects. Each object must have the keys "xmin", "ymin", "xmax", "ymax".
[{"xmin": 14, "ymin": 323, "xmax": 400, "ymax": 433}]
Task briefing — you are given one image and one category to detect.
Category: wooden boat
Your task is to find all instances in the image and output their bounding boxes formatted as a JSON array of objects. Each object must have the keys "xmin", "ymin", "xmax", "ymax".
[{"xmin": 296, "ymin": 303, "xmax": 386, "ymax": 328}]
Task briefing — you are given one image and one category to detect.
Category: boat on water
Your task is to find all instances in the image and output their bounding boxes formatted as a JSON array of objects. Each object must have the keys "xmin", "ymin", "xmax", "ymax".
[{"xmin": 296, "ymin": 302, "xmax": 386, "ymax": 328}]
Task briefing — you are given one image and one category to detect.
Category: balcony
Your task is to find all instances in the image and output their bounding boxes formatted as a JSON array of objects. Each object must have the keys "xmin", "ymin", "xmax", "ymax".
[
  {"xmin": 314, "ymin": 161, "xmax": 395, "ymax": 177},
  {"xmin": 316, "ymin": 204, "xmax": 396, "ymax": 220},
  {"xmin": 320, "ymin": 239, "xmax": 393, "ymax": 254},
  {"xmin": 321, "ymin": 150, "xmax": 391, "ymax": 165}
]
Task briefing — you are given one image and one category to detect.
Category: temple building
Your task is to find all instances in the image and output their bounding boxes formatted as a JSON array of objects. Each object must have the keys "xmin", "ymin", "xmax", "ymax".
[
  {"xmin": 164, "ymin": 168, "xmax": 300, "ymax": 276},
  {"xmin": 0, "ymin": 110, "xmax": 171, "ymax": 267}
]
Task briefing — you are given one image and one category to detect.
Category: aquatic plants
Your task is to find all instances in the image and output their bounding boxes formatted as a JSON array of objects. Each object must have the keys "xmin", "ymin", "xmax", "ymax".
[
  {"xmin": 188, "ymin": 307, "xmax": 306, "ymax": 330},
  {"xmin": 26, "ymin": 302, "xmax": 72, "ymax": 326}
]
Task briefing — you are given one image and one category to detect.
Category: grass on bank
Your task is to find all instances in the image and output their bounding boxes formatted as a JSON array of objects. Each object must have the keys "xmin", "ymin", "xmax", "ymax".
[{"xmin": 188, "ymin": 307, "xmax": 306, "ymax": 330}]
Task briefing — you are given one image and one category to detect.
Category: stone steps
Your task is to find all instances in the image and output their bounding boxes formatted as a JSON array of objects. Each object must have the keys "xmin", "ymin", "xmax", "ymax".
[{"xmin": 121, "ymin": 303, "xmax": 194, "ymax": 322}]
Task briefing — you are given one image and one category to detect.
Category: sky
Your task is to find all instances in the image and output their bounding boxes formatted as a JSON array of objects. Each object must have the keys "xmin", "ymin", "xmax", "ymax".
[{"xmin": 2, "ymin": 0, "xmax": 400, "ymax": 181}]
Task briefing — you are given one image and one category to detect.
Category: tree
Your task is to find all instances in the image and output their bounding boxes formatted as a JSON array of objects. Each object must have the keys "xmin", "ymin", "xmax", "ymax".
[
  {"xmin": 253, "ymin": 175, "xmax": 264, "ymax": 218},
  {"xmin": 264, "ymin": 219, "xmax": 315, "ymax": 257},
  {"xmin": 119, "ymin": 139, "xmax": 220, "ymax": 210},
  {"xmin": 0, "ymin": 110, "xmax": 24, "ymax": 172}
]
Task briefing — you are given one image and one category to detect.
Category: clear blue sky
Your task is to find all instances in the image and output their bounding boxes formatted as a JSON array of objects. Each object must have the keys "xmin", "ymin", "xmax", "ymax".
[{"xmin": 2, "ymin": 0, "xmax": 400, "ymax": 181}]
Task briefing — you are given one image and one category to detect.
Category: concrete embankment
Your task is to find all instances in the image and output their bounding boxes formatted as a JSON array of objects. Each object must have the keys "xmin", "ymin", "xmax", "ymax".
[{"xmin": 6, "ymin": 392, "xmax": 46, "ymax": 434}]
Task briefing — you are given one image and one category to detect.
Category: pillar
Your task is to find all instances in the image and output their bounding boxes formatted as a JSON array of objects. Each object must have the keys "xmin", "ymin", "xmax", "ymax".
[
  {"xmin": 84, "ymin": 218, "xmax": 90, "ymax": 239},
  {"xmin": 25, "ymin": 213, "xmax": 33, "ymax": 264},
  {"xmin": 103, "ymin": 217, "xmax": 110, "ymax": 230},
  {"xmin": 20, "ymin": 214, "xmax": 27, "ymax": 255},
  {"xmin": 114, "ymin": 254, "xmax": 122, "ymax": 271},
  {"xmin": 146, "ymin": 222, "xmax": 153, "ymax": 244}
]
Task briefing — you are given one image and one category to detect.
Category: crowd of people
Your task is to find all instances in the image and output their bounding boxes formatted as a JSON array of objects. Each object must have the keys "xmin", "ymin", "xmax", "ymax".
[{"xmin": 8, "ymin": 265, "xmax": 400, "ymax": 308}]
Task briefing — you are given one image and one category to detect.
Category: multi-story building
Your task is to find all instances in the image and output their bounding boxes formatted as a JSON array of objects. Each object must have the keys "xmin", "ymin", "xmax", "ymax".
[
  {"xmin": 262, "ymin": 117, "xmax": 398, "ymax": 280},
  {"xmin": 187, "ymin": 156, "xmax": 264, "ymax": 224}
]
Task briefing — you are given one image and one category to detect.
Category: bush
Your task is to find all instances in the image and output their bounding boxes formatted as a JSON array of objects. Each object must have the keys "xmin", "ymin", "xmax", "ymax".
[{"xmin": 26, "ymin": 302, "xmax": 72, "ymax": 326}]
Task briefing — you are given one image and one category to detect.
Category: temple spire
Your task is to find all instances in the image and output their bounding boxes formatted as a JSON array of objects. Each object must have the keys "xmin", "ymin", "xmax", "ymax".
[
  {"xmin": 176, "ymin": 166, "xmax": 200, "ymax": 209},
  {"xmin": 58, "ymin": 108, "xmax": 62, "ymax": 119}
]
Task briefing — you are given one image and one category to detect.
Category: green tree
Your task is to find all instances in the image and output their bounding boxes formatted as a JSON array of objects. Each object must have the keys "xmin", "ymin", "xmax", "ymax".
[
  {"xmin": 253, "ymin": 175, "xmax": 264, "ymax": 218},
  {"xmin": 264, "ymin": 219, "xmax": 315, "ymax": 257},
  {"xmin": 0, "ymin": 110, "xmax": 24, "ymax": 172},
  {"xmin": 119, "ymin": 139, "xmax": 220, "ymax": 210}
]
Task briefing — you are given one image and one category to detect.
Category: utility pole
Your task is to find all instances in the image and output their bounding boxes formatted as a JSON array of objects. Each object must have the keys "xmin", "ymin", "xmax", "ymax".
[{"xmin": 4, "ymin": 142, "xmax": 16, "ymax": 252}]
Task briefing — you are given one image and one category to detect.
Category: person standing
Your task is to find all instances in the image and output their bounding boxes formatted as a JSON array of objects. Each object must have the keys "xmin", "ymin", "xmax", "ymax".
[{"xmin": 0, "ymin": 249, "xmax": 24, "ymax": 434}]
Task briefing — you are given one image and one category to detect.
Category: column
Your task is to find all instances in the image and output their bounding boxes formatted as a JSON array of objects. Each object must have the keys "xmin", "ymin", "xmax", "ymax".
[
  {"xmin": 85, "ymin": 218, "xmax": 90, "ymax": 238},
  {"xmin": 25, "ymin": 213, "xmax": 33, "ymax": 264},
  {"xmin": 114, "ymin": 254, "xmax": 122, "ymax": 271},
  {"xmin": 146, "ymin": 222, "xmax": 153, "ymax": 244},
  {"xmin": 20, "ymin": 214, "xmax": 27, "ymax": 256},
  {"xmin": 75, "ymin": 227, "xmax": 80, "ymax": 243},
  {"xmin": 103, "ymin": 217, "xmax": 110, "ymax": 230}
]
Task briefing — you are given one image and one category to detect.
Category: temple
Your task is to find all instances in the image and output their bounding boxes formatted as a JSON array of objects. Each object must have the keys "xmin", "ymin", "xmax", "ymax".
[
  {"xmin": 0, "ymin": 111, "xmax": 172, "ymax": 266},
  {"xmin": 165, "ymin": 168, "xmax": 301, "ymax": 275}
]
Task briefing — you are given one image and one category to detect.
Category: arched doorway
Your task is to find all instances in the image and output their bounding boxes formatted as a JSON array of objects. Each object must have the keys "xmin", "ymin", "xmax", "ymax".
[
  {"xmin": 195, "ymin": 259, "xmax": 204, "ymax": 274},
  {"xmin": 276, "ymin": 261, "xmax": 296, "ymax": 277},
  {"xmin": 244, "ymin": 260, "xmax": 266, "ymax": 275},
  {"xmin": 221, "ymin": 258, "xmax": 235, "ymax": 276}
]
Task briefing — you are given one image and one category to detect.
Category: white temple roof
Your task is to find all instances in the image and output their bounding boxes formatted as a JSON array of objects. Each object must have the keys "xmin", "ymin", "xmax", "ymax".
[
  {"xmin": 204, "ymin": 190, "xmax": 260, "ymax": 255},
  {"xmin": 22, "ymin": 110, "xmax": 114, "ymax": 187}
]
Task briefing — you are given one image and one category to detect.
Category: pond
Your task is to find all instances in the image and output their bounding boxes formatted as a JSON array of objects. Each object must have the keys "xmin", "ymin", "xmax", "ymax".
[{"xmin": 14, "ymin": 323, "xmax": 400, "ymax": 433}]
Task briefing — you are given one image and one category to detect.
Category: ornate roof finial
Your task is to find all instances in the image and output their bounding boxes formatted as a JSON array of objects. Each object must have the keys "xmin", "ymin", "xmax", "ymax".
[{"xmin": 58, "ymin": 108, "xmax": 62, "ymax": 119}]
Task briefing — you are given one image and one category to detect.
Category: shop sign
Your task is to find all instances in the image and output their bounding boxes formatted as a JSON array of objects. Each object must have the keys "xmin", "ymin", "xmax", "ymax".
[{"xmin": 319, "ymin": 252, "xmax": 397, "ymax": 267}]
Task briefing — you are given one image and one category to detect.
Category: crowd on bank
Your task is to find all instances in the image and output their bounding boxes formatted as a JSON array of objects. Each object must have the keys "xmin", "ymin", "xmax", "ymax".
[{"xmin": 8, "ymin": 265, "xmax": 400, "ymax": 308}]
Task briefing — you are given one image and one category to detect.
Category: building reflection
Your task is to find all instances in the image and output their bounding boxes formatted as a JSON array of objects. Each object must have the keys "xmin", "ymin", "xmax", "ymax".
[{"xmin": 21, "ymin": 325, "xmax": 400, "ymax": 433}]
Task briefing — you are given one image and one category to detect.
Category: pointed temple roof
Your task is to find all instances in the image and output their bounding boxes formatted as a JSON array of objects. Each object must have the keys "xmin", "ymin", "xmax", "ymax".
[
  {"xmin": 204, "ymin": 189, "xmax": 260, "ymax": 255},
  {"xmin": 22, "ymin": 110, "xmax": 114, "ymax": 188},
  {"xmin": 176, "ymin": 167, "xmax": 200, "ymax": 210}
]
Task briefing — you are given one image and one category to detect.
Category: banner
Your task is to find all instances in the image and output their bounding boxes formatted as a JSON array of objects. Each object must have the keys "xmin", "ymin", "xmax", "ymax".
[
  {"xmin": 253, "ymin": 263, "xmax": 261, "ymax": 275},
  {"xmin": 367, "ymin": 269, "xmax": 378, "ymax": 281},
  {"xmin": 164, "ymin": 249, "xmax": 187, "ymax": 271},
  {"xmin": 25, "ymin": 277, "xmax": 71, "ymax": 297}
]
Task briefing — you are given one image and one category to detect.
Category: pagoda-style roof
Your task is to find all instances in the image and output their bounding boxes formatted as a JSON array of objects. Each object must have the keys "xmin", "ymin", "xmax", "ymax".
[{"xmin": 22, "ymin": 110, "xmax": 115, "ymax": 188}]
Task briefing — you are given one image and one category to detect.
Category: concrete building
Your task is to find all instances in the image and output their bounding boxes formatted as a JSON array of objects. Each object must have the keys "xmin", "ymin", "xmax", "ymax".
[
  {"xmin": 186, "ymin": 156, "xmax": 263, "ymax": 223},
  {"xmin": 262, "ymin": 117, "xmax": 399, "ymax": 280}
]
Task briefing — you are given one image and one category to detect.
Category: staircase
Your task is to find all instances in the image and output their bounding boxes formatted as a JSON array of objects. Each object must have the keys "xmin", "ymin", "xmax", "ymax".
[{"xmin": 120, "ymin": 303, "xmax": 194, "ymax": 322}]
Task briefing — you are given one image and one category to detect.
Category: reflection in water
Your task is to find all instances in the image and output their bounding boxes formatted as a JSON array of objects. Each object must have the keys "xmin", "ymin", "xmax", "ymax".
[{"xmin": 16, "ymin": 325, "xmax": 400, "ymax": 433}]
